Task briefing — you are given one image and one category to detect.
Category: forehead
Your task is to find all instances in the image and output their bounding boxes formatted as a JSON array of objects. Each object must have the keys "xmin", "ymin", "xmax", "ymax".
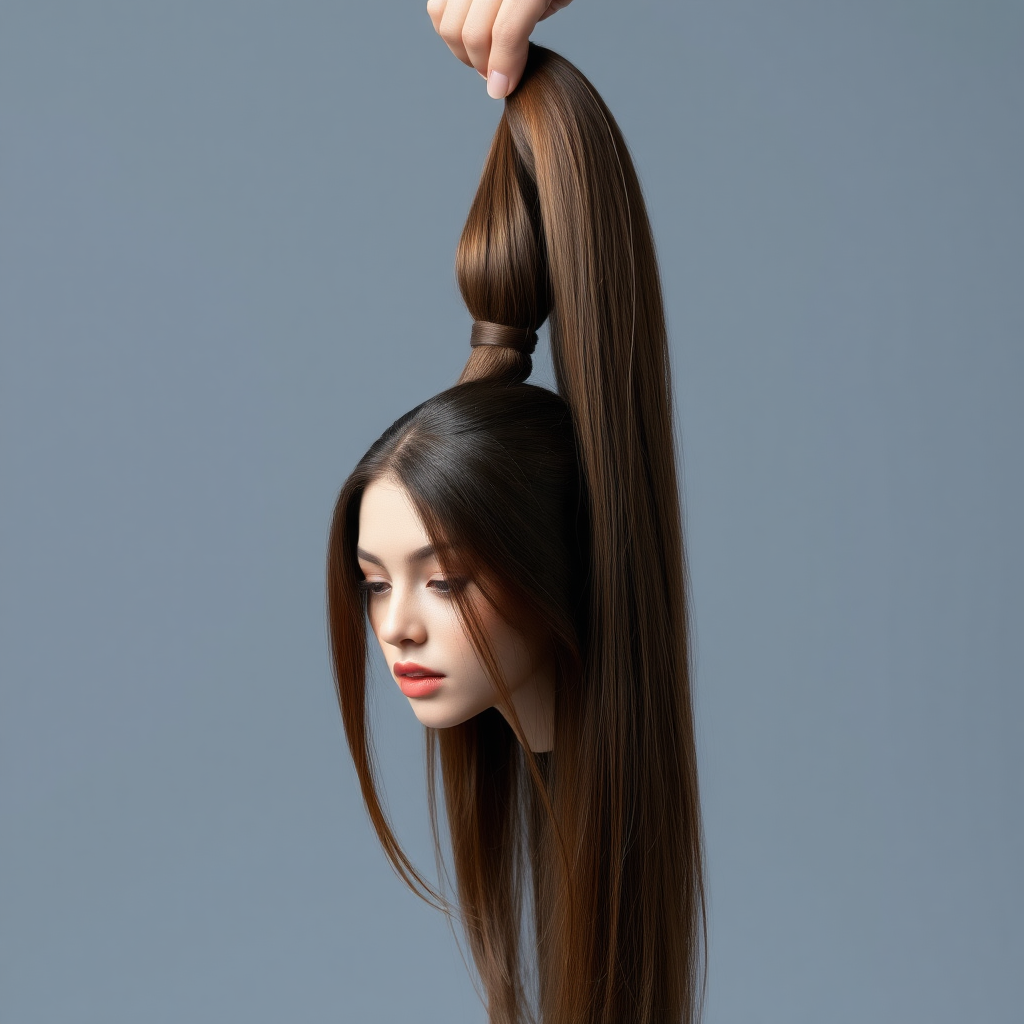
[{"xmin": 357, "ymin": 477, "xmax": 430, "ymax": 556}]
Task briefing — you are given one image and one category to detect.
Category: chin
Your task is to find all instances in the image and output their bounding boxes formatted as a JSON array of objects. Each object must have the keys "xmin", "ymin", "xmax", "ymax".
[{"xmin": 409, "ymin": 700, "xmax": 488, "ymax": 732}]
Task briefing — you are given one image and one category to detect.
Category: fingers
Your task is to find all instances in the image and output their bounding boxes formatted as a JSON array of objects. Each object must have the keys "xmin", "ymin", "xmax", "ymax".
[
  {"xmin": 430, "ymin": 0, "xmax": 475, "ymax": 67},
  {"xmin": 537, "ymin": 0, "xmax": 574, "ymax": 23},
  {"xmin": 426, "ymin": 0, "xmax": 575, "ymax": 98},
  {"xmin": 426, "ymin": 0, "xmax": 445, "ymax": 35},
  {"xmin": 461, "ymin": 0, "xmax": 505, "ymax": 78},
  {"xmin": 485, "ymin": 0, "xmax": 552, "ymax": 97}
]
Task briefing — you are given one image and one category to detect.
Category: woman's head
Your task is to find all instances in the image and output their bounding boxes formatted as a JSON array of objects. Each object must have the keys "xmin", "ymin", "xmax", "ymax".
[
  {"xmin": 355, "ymin": 473, "xmax": 555, "ymax": 751},
  {"xmin": 330, "ymin": 380, "xmax": 587, "ymax": 751}
]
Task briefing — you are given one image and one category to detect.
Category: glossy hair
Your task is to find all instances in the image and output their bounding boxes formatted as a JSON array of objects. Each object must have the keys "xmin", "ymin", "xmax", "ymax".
[{"xmin": 327, "ymin": 45, "xmax": 704, "ymax": 1024}]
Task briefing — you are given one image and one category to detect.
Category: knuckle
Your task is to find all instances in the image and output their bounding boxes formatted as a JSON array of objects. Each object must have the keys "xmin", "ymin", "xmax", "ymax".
[
  {"xmin": 489, "ymin": 20, "xmax": 521, "ymax": 51},
  {"xmin": 438, "ymin": 16, "xmax": 462, "ymax": 45},
  {"xmin": 461, "ymin": 25, "xmax": 489, "ymax": 51}
]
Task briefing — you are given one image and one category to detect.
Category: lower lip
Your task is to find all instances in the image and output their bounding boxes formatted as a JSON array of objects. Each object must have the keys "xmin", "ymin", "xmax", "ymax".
[{"xmin": 398, "ymin": 675, "xmax": 444, "ymax": 698}]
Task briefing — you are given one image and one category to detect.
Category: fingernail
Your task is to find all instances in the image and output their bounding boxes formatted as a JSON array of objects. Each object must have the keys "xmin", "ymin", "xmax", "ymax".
[{"xmin": 487, "ymin": 70, "xmax": 509, "ymax": 99}]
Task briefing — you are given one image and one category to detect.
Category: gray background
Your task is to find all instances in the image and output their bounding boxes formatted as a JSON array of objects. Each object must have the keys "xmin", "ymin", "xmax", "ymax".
[{"xmin": 1, "ymin": 2, "xmax": 1021, "ymax": 1022}]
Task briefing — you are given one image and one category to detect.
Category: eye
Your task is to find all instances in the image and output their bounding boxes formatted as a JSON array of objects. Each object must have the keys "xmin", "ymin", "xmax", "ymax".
[
  {"xmin": 429, "ymin": 577, "xmax": 465, "ymax": 597},
  {"xmin": 358, "ymin": 580, "xmax": 390, "ymax": 597}
]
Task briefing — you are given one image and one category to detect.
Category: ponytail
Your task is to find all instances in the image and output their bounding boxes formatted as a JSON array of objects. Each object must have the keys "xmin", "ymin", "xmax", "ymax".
[{"xmin": 453, "ymin": 45, "xmax": 705, "ymax": 1024}]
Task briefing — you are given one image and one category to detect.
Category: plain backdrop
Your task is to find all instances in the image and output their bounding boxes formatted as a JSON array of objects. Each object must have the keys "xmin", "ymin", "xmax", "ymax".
[{"xmin": 1, "ymin": 2, "xmax": 1021, "ymax": 1022}]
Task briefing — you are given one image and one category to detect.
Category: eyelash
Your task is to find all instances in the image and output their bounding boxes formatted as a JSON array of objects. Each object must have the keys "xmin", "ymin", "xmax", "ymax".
[{"xmin": 357, "ymin": 578, "xmax": 464, "ymax": 598}]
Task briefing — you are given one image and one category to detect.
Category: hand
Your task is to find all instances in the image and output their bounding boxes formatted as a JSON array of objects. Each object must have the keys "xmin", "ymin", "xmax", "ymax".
[{"xmin": 426, "ymin": 0, "xmax": 575, "ymax": 99}]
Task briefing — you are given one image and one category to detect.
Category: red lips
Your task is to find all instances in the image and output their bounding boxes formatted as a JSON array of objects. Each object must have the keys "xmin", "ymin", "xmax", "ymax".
[
  {"xmin": 394, "ymin": 661, "xmax": 445, "ymax": 699},
  {"xmin": 394, "ymin": 661, "xmax": 446, "ymax": 678}
]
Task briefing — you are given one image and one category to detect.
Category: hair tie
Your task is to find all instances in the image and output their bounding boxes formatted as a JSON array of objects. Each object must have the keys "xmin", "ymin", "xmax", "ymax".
[{"xmin": 470, "ymin": 320, "xmax": 538, "ymax": 356}]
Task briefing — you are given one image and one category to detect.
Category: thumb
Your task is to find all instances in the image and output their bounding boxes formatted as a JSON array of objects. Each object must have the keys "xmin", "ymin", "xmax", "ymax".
[{"xmin": 485, "ymin": 1, "xmax": 549, "ymax": 99}]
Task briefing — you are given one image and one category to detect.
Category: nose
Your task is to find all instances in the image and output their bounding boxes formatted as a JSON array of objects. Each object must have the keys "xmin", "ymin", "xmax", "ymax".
[{"xmin": 376, "ymin": 583, "xmax": 427, "ymax": 648}]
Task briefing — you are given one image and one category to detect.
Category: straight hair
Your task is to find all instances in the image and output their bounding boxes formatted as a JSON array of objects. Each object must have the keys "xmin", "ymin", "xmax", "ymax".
[{"xmin": 327, "ymin": 45, "xmax": 705, "ymax": 1024}]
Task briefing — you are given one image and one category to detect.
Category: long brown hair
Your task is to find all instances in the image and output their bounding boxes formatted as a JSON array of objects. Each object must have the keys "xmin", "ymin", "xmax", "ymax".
[{"xmin": 327, "ymin": 45, "xmax": 704, "ymax": 1024}]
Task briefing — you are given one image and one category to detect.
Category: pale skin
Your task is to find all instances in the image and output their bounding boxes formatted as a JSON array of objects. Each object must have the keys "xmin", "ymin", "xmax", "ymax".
[
  {"xmin": 357, "ymin": 476, "xmax": 556, "ymax": 752},
  {"xmin": 426, "ymin": 0, "xmax": 576, "ymax": 99}
]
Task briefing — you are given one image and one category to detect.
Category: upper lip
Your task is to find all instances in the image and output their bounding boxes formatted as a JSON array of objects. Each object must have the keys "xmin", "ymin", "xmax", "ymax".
[{"xmin": 394, "ymin": 661, "xmax": 445, "ymax": 678}]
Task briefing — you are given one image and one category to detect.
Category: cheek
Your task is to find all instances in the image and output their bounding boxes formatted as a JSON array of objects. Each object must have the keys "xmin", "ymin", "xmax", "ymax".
[
  {"xmin": 440, "ymin": 603, "xmax": 482, "ymax": 663},
  {"xmin": 463, "ymin": 606, "xmax": 536, "ymax": 685}
]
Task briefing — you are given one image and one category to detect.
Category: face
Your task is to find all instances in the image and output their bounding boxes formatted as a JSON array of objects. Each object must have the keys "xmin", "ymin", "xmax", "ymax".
[{"xmin": 356, "ymin": 475, "xmax": 555, "ymax": 751}]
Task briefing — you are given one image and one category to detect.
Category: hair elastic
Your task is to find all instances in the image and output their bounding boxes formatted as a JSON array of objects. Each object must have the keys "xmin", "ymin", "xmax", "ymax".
[{"xmin": 470, "ymin": 320, "xmax": 538, "ymax": 356}]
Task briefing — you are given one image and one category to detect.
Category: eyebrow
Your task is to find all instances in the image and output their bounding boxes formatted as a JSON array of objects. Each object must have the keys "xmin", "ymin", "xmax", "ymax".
[{"xmin": 356, "ymin": 544, "xmax": 439, "ymax": 567}]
